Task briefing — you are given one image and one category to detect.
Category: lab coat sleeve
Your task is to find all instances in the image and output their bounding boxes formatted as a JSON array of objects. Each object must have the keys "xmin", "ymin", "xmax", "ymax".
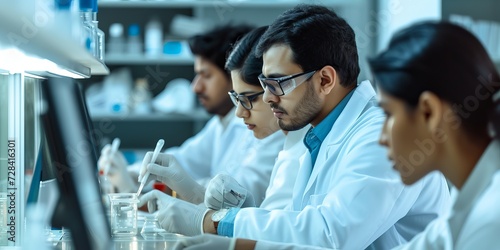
[
  {"xmin": 165, "ymin": 116, "xmax": 218, "ymax": 180},
  {"xmin": 255, "ymin": 240, "xmax": 335, "ymax": 250},
  {"xmin": 454, "ymin": 171, "xmax": 500, "ymax": 250},
  {"xmin": 392, "ymin": 218, "xmax": 452, "ymax": 250},
  {"xmin": 233, "ymin": 111, "xmax": 424, "ymax": 249},
  {"xmin": 229, "ymin": 131, "xmax": 286, "ymax": 206},
  {"xmin": 259, "ymin": 127, "xmax": 308, "ymax": 210},
  {"xmin": 258, "ymin": 148, "xmax": 301, "ymax": 210}
]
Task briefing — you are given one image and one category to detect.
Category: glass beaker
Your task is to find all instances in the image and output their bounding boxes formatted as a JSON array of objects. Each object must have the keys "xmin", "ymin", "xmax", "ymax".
[
  {"xmin": 109, "ymin": 193, "xmax": 139, "ymax": 236},
  {"xmin": 140, "ymin": 215, "xmax": 165, "ymax": 239}
]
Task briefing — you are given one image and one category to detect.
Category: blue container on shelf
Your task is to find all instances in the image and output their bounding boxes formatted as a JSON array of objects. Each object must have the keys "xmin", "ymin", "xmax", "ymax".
[{"xmin": 163, "ymin": 41, "xmax": 182, "ymax": 55}]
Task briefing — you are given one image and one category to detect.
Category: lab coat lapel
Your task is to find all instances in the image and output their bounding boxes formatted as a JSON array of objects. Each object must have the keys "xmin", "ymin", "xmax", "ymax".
[
  {"xmin": 300, "ymin": 131, "xmax": 341, "ymax": 205},
  {"xmin": 300, "ymin": 81, "xmax": 378, "ymax": 205},
  {"xmin": 448, "ymin": 140, "xmax": 500, "ymax": 244},
  {"xmin": 300, "ymin": 145, "xmax": 330, "ymax": 207},
  {"xmin": 292, "ymin": 152, "xmax": 312, "ymax": 210}
]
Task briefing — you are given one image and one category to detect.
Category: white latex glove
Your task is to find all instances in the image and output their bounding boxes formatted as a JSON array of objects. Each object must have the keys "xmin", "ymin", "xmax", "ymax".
[
  {"xmin": 139, "ymin": 190, "xmax": 208, "ymax": 236},
  {"xmin": 98, "ymin": 144, "xmax": 137, "ymax": 193},
  {"xmin": 204, "ymin": 174, "xmax": 255, "ymax": 210},
  {"xmin": 172, "ymin": 234, "xmax": 237, "ymax": 250},
  {"xmin": 138, "ymin": 152, "xmax": 205, "ymax": 204}
]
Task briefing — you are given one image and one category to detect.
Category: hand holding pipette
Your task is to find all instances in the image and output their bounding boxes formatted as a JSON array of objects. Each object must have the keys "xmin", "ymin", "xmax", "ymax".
[
  {"xmin": 103, "ymin": 138, "xmax": 121, "ymax": 176},
  {"xmin": 137, "ymin": 152, "xmax": 206, "ymax": 204},
  {"xmin": 137, "ymin": 139, "xmax": 165, "ymax": 196},
  {"xmin": 98, "ymin": 138, "xmax": 138, "ymax": 193}
]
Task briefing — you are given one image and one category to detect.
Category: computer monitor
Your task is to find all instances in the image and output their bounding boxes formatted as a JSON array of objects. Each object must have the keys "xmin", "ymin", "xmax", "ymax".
[{"xmin": 40, "ymin": 77, "xmax": 111, "ymax": 250}]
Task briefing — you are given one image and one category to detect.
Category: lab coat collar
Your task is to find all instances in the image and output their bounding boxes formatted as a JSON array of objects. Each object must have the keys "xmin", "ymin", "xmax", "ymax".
[
  {"xmin": 284, "ymin": 125, "xmax": 311, "ymax": 151},
  {"xmin": 298, "ymin": 80, "xmax": 379, "ymax": 204},
  {"xmin": 449, "ymin": 140, "xmax": 500, "ymax": 244},
  {"xmin": 327, "ymin": 80, "xmax": 377, "ymax": 145},
  {"xmin": 220, "ymin": 107, "xmax": 238, "ymax": 131}
]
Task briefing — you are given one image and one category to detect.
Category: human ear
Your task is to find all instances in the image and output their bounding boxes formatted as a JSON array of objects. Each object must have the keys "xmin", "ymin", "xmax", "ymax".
[
  {"xmin": 417, "ymin": 91, "xmax": 444, "ymax": 134},
  {"xmin": 318, "ymin": 66, "xmax": 336, "ymax": 95}
]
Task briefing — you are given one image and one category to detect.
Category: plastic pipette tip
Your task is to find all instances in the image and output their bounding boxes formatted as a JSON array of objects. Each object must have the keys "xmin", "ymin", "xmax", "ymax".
[{"xmin": 136, "ymin": 139, "xmax": 164, "ymax": 196}]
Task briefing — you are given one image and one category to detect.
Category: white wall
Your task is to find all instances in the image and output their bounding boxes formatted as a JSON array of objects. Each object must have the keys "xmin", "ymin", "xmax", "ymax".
[{"xmin": 376, "ymin": 0, "xmax": 441, "ymax": 52}]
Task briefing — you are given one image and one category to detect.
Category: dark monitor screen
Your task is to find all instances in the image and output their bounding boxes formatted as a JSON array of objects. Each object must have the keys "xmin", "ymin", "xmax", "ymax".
[{"xmin": 40, "ymin": 77, "xmax": 111, "ymax": 250}]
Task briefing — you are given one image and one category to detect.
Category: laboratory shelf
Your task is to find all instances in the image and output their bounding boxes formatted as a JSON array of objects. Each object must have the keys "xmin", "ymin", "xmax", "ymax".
[
  {"xmin": 0, "ymin": 2, "xmax": 109, "ymax": 77},
  {"xmin": 98, "ymin": 0, "xmax": 360, "ymax": 8},
  {"xmin": 105, "ymin": 54, "xmax": 194, "ymax": 65},
  {"xmin": 90, "ymin": 109, "xmax": 211, "ymax": 122},
  {"xmin": 90, "ymin": 109, "xmax": 211, "ymax": 149}
]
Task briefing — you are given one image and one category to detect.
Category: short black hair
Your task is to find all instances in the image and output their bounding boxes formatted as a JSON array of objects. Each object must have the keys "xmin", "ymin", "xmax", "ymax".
[
  {"xmin": 256, "ymin": 4, "xmax": 360, "ymax": 87},
  {"xmin": 225, "ymin": 26, "xmax": 268, "ymax": 87},
  {"xmin": 188, "ymin": 24, "xmax": 255, "ymax": 75},
  {"xmin": 369, "ymin": 21, "xmax": 500, "ymax": 135}
]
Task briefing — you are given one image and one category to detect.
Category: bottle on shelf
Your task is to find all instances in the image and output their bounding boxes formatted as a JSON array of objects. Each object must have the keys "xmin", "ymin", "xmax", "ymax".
[
  {"xmin": 145, "ymin": 17, "xmax": 163, "ymax": 57},
  {"xmin": 127, "ymin": 24, "xmax": 143, "ymax": 55},
  {"xmin": 79, "ymin": 0, "xmax": 97, "ymax": 55},
  {"xmin": 96, "ymin": 27, "xmax": 105, "ymax": 61},
  {"xmin": 53, "ymin": 0, "xmax": 81, "ymax": 41},
  {"xmin": 91, "ymin": 0, "xmax": 105, "ymax": 61},
  {"xmin": 107, "ymin": 23, "xmax": 125, "ymax": 55},
  {"xmin": 131, "ymin": 78, "xmax": 152, "ymax": 114}
]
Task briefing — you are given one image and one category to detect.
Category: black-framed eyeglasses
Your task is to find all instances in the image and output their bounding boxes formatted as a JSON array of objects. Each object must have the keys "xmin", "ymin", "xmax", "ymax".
[
  {"xmin": 258, "ymin": 70, "xmax": 317, "ymax": 96},
  {"xmin": 228, "ymin": 90, "xmax": 265, "ymax": 110}
]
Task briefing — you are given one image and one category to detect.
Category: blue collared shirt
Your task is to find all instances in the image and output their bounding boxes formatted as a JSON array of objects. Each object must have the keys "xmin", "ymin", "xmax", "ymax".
[
  {"xmin": 304, "ymin": 90, "xmax": 354, "ymax": 167},
  {"xmin": 218, "ymin": 89, "xmax": 355, "ymax": 237}
]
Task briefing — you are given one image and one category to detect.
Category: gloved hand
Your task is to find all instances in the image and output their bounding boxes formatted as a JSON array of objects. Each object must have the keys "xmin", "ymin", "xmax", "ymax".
[
  {"xmin": 138, "ymin": 152, "xmax": 205, "ymax": 204},
  {"xmin": 98, "ymin": 144, "xmax": 137, "ymax": 193},
  {"xmin": 139, "ymin": 190, "xmax": 208, "ymax": 236},
  {"xmin": 172, "ymin": 234, "xmax": 237, "ymax": 250},
  {"xmin": 204, "ymin": 174, "xmax": 255, "ymax": 210}
]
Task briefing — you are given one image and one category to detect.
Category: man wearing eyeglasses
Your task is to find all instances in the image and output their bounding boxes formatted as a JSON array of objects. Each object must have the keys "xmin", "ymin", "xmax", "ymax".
[{"xmin": 196, "ymin": 4, "xmax": 451, "ymax": 250}]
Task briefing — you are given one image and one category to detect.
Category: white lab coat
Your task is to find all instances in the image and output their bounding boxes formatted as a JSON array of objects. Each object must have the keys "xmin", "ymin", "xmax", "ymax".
[
  {"xmin": 167, "ymin": 109, "xmax": 286, "ymax": 206},
  {"xmin": 235, "ymin": 81, "xmax": 451, "ymax": 249},
  {"xmin": 260, "ymin": 125, "xmax": 310, "ymax": 210},
  {"xmin": 394, "ymin": 140, "xmax": 500, "ymax": 250}
]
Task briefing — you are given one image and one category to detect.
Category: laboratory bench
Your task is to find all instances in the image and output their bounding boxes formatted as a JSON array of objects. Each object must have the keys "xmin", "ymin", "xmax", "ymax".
[
  {"xmin": 47, "ymin": 211, "xmax": 187, "ymax": 250},
  {"xmin": 50, "ymin": 232, "xmax": 186, "ymax": 250}
]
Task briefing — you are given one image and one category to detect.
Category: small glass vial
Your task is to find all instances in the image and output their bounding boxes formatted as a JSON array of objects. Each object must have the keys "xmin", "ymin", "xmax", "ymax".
[
  {"xmin": 140, "ymin": 216, "xmax": 165, "ymax": 239},
  {"xmin": 108, "ymin": 193, "xmax": 139, "ymax": 236}
]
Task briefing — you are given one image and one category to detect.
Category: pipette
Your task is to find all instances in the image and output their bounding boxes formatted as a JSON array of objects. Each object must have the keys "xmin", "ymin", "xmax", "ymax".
[
  {"xmin": 103, "ymin": 138, "xmax": 121, "ymax": 176},
  {"xmin": 136, "ymin": 139, "xmax": 165, "ymax": 196}
]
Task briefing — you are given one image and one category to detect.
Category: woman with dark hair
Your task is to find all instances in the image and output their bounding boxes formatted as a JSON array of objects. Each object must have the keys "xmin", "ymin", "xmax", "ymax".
[
  {"xmin": 371, "ymin": 21, "xmax": 500, "ymax": 249},
  {"xmin": 203, "ymin": 26, "xmax": 310, "ymax": 211}
]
